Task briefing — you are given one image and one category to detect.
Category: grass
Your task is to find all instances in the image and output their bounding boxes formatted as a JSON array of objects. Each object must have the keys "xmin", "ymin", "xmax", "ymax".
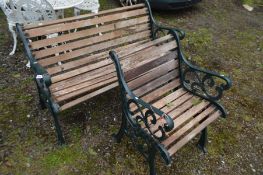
[
  {"xmin": 242, "ymin": 0, "xmax": 263, "ymax": 6},
  {"xmin": 0, "ymin": 0, "xmax": 262, "ymax": 174}
]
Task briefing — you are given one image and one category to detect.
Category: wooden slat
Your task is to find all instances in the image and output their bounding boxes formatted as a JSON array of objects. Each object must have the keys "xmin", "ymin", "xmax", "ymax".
[
  {"xmin": 24, "ymin": 4, "xmax": 146, "ymax": 30},
  {"xmin": 55, "ymin": 77, "xmax": 118, "ymax": 102},
  {"xmin": 162, "ymin": 106, "xmax": 216, "ymax": 147},
  {"xmin": 129, "ymin": 59, "xmax": 178, "ymax": 90},
  {"xmin": 126, "ymin": 51, "xmax": 177, "ymax": 82},
  {"xmin": 151, "ymin": 97, "xmax": 206, "ymax": 134},
  {"xmin": 139, "ymin": 81, "xmax": 182, "ymax": 105},
  {"xmin": 59, "ymin": 82, "xmax": 119, "ymax": 111},
  {"xmin": 132, "ymin": 89, "xmax": 191, "ymax": 129},
  {"xmin": 160, "ymin": 93, "xmax": 193, "ymax": 113},
  {"xmin": 168, "ymin": 110, "xmax": 221, "ymax": 156},
  {"xmin": 47, "ymin": 35, "xmax": 171, "ymax": 76},
  {"xmin": 151, "ymin": 88, "xmax": 186, "ymax": 110},
  {"xmin": 33, "ymin": 24, "xmax": 150, "ymax": 59},
  {"xmin": 26, "ymin": 8, "xmax": 148, "ymax": 38},
  {"xmin": 30, "ymin": 16, "xmax": 150, "ymax": 50},
  {"xmin": 51, "ymin": 43, "xmax": 176, "ymax": 97},
  {"xmin": 51, "ymin": 65, "xmax": 114, "ymax": 92},
  {"xmin": 53, "ymin": 55, "xmax": 177, "ymax": 100},
  {"xmin": 50, "ymin": 39, "xmax": 176, "ymax": 84},
  {"xmin": 164, "ymin": 101, "xmax": 210, "ymax": 134},
  {"xmin": 31, "ymin": 17, "xmax": 149, "ymax": 50},
  {"xmin": 133, "ymin": 70, "xmax": 178, "ymax": 97},
  {"xmin": 53, "ymin": 72, "xmax": 116, "ymax": 97},
  {"xmin": 118, "ymin": 34, "xmax": 173, "ymax": 61},
  {"xmin": 38, "ymin": 30, "xmax": 151, "ymax": 67},
  {"xmin": 47, "ymin": 39, "xmax": 149, "ymax": 75},
  {"xmin": 131, "ymin": 87, "xmax": 186, "ymax": 116}
]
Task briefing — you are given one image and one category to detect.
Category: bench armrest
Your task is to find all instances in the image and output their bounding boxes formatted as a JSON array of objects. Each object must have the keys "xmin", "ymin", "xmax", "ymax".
[
  {"xmin": 109, "ymin": 51, "xmax": 174, "ymax": 142},
  {"xmin": 171, "ymin": 30, "xmax": 232, "ymax": 116},
  {"xmin": 16, "ymin": 24, "xmax": 52, "ymax": 87},
  {"xmin": 143, "ymin": 0, "xmax": 185, "ymax": 40}
]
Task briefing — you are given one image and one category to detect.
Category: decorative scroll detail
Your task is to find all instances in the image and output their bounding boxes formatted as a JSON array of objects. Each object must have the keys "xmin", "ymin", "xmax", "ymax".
[
  {"xmin": 75, "ymin": 0, "xmax": 100, "ymax": 11},
  {"xmin": 180, "ymin": 58, "xmax": 231, "ymax": 101},
  {"xmin": 119, "ymin": 0, "xmax": 139, "ymax": 6},
  {"xmin": 127, "ymin": 99, "xmax": 174, "ymax": 142},
  {"xmin": 9, "ymin": 0, "xmax": 56, "ymax": 24}
]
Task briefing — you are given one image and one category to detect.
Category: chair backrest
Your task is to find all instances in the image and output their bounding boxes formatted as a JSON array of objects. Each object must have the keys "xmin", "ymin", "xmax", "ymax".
[{"xmin": 9, "ymin": 0, "xmax": 56, "ymax": 24}]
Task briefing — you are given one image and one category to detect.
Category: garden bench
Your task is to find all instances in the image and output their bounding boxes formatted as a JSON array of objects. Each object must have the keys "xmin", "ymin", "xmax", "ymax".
[
  {"xmin": 17, "ymin": 1, "xmax": 185, "ymax": 145},
  {"xmin": 108, "ymin": 14, "xmax": 232, "ymax": 175}
]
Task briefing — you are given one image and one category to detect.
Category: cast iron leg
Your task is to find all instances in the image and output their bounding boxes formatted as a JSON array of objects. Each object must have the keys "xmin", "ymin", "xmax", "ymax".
[
  {"xmin": 50, "ymin": 108, "xmax": 65, "ymax": 145},
  {"xmin": 35, "ymin": 80, "xmax": 46, "ymax": 109},
  {"xmin": 197, "ymin": 127, "xmax": 208, "ymax": 153},
  {"xmin": 113, "ymin": 113, "xmax": 127, "ymax": 143},
  {"xmin": 148, "ymin": 146, "xmax": 157, "ymax": 175}
]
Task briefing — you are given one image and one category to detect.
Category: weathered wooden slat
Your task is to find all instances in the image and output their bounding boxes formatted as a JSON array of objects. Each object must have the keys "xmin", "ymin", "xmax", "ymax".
[
  {"xmin": 139, "ymin": 81, "xmax": 182, "ymax": 105},
  {"xmin": 54, "ymin": 56, "xmax": 177, "ymax": 100},
  {"xmin": 24, "ymin": 4, "xmax": 146, "ymax": 30},
  {"xmin": 53, "ymin": 72, "xmax": 116, "ymax": 97},
  {"xmin": 33, "ymin": 24, "xmax": 149, "ymax": 59},
  {"xmin": 46, "ymin": 35, "xmax": 172, "ymax": 76},
  {"xmin": 133, "ymin": 70, "xmax": 179, "ymax": 97},
  {"xmin": 162, "ymin": 106, "xmax": 216, "ymax": 147},
  {"xmin": 126, "ymin": 51, "xmax": 177, "ymax": 82},
  {"xmin": 51, "ymin": 46, "xmax": 174, "ymax": 94},
  {"xmin": 50, "ymin": 39, "xmax": 176, "ymax": 84},
  {"xmin": 160, "ymin": 93, "xmax": 194, "ymax": 114},
  {"xmin": 163, "ymin": 101, "xmax": 210, "ymax": 134},
  {"xmin": 47, "ymin": 39, "xmax": 150, "ymax": 75},
  {"xmin": 150, "ymin": 97, "xmax": 205, "ymax": 134},
  {"xmin": 152, "ymin": 88, "xmax": 186, "ymax": 110},
  {"xmin": 168, "ymin": 110, "xmax": 221, "ymax": 156},
  {"xmin": 129, "ymin": 59, "xmax": 178, "ymax": 90},
  {"xmin": 30, "ymin": 16, "xmax": 150, "ymax": 50},
  {"xmin": 59, "ymin": 82, "xmax": 119, "ymax": 111},
  {"xmin": 38, "ymin": 30, "xmax": 151, "ymax": 67},
  {"xmin": 26, "ymin": 8, "xmax": 148, "ymax": 38},
  {"xmin": 131, "ymin": 89, "xmax": 191, "ymax": 129},
  {"xmin": 51, "ymin": 65, "xmax": 114, "ymax": 92},
  {"xmin": 131, "ymin": 86, "xmax": 185, "ymax": 115},
  {"xmin": 55, "ymin": 77, "xmax": 118, "ymax": 102}
]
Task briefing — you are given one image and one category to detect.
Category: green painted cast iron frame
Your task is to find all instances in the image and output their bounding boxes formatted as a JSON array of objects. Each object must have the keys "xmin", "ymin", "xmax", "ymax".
[
  {"xmin": 16, "ymin": 24, "xmax": 65, "ymax": 145},
  {"xmin": 15, "ymin": 0, "xmax": 186, "ymax": 145},
  {"xmin": 109, "ymin": 1, "xmax": 232, "ymax": 174}
]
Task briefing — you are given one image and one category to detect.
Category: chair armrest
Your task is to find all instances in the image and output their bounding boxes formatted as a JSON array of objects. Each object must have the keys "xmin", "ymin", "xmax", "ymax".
[
  {"xmin": 170, "ymin": 30, "xmax": 232, "ymax": 115},
  {"xmin": 109, "ymin": 51, "xmax": 174, "ymax": 141}
]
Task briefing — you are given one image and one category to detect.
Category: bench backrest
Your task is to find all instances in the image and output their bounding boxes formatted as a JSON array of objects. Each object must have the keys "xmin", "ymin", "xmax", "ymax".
[{"xmin": 21, "ymin": 4, "xmax": 152, "ymax": 82}]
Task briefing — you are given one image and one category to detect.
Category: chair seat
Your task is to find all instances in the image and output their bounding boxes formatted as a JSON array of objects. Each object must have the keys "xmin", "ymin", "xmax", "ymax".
[{"xmin": 137, "ymin": 86, "xmax": 221, "ymax": 156}]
